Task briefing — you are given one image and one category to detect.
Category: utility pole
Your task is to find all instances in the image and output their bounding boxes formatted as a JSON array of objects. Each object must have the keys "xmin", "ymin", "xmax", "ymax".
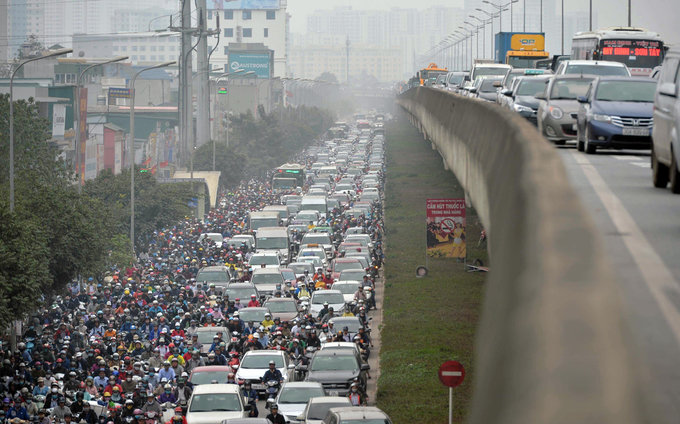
[
  {"xmin": 196, "ymin": 0, "xmax": 220, "ymax": 148},
  {"xmin": 345, "ymin": 36, "xmax": 350, "ymax": 84}
]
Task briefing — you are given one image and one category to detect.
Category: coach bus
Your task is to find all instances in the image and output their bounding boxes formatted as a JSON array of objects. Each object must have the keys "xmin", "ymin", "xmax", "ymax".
[
  {"xmin": 272, "ymin": 163, "xmax": 306, "ymax": 191},
  {"xmin": 571, "ymin": 27, "xmax": 664, "ymax": 76}
]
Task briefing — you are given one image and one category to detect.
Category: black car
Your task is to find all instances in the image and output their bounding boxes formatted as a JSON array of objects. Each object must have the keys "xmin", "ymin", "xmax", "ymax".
[
  {"xmin": 299, "ymin": 349, "xmax": 369, "ymax": 396},
  {"xmin": 576, "ymin": 76, "xmax": 657, "ymax": 154},
  {"xmin": 504, "ymin": 75, "xmax": 553, "ymax": 126},
  {"xmin": 471, "ymin": 77, "xmax": 503, "ymax": 102}
]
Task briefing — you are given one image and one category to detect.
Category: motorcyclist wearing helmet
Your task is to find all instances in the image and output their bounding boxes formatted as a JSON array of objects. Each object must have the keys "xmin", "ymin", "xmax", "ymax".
[
  {"xmin": 79, "ymin": 401, "xmax": 98, "ymax": 424},
  {"xmin": 121, "ymin": 400, "xmax": 136, "ymax": 418},
  {"xmin": 265, "ymin": 404, "xmax": 286, "ymax": 424},
  {"xmin": 173, "ymin": 378, "xmax": 192, "ymax": 404},
  {"xmin": 261, "ymin": 361, "xmax": 283, "ymax": 386},
  {"xmin": 241, "ymin": 381, "xmax": 258, "ymax": 417},
  {"xmin": 164, "ymin": 408, "xmax": 185, "ymax": 424},
  {"xmin": 69, "ymin": 391, "xmax": 87, "ymax": 414},
  {"xmin": 141, "ymin": 392, "xmax": 162, "ymax": 418},
  {"xmin": 158, "ymin": 384, "xmax": 176, "ymax": 404}
]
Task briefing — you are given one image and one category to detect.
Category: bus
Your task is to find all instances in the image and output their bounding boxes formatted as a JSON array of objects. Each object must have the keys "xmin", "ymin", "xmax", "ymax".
[
  {"xmin": 571, "ymin": 27, "xmax": 664, "ymax": 76},
  {"xmin": 272, "ymin": 163, "xmax": 305, "ymax": 191},
  {"xmin": 418, "ymin": 63, "xmax": 448, "ymax": 86}
]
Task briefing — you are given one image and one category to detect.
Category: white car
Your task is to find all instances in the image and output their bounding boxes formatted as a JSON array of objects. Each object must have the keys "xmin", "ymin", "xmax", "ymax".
[
  {"xmin": 295, "ymin": 396, "xmax": 352, "ymax": 424},
  {"xmin": 275, "ymin": 382, "xmax": 325, "ymax": 424},
  {"xmin": 250, "ymin": 268, "xmax": 284, "ymax": 296},
  {"xmin": 234, "ymin": 351, "xmax": 295, "ymax": 395},
  {"xmin": 198, "ymin": 233, "xmax": 224, "ymax": 248},
  {"xmin": 309, "ymin": 290, "xmax": 346, "ymax": 316},
  {"xmin": 555, "ymin": 59, "xmax": 630, "ymax": 76},
  {"xmin": 331, "ymin": 281, "xmax": 361, "ymax": 303},
  {"xmin": 248, "ymin": 251, "xmax": 282, "ymax": 269},
  {"xmin": 185, "ymin": 384, "xmax": 249, "ymax": 424}
]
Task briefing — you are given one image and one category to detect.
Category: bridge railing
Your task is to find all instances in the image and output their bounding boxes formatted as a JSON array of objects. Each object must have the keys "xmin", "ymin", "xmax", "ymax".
[{"xmin": 396, "ymin": 87, "xmax": 647, "ymax": 424}]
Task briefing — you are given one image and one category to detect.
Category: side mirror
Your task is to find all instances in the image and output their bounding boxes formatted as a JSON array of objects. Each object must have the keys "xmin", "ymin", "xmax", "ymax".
[
  {"xmin": 298, "ymin": 364, "xmax": 308, "ymax": 371},
  {"xmin": 492, "ymin": 81, "xmax": 502, "ymax": 87},
  {"xmin": 288, "ymin": 364, "xmax": 296, "ymax": 369},
  {"xmin": 469, "ymin": 88, "xmax": 478, "ymax": 94},
  {"xmin": 659, "ymin": 82, "xmax": 677, "ymax": 97},
  {"xmin": 502, "ymin": 89, "xmax": 513, "ymax": 97},
  {"xmin": 361, "ymin": 364, "xmax": 371, "ymax": 371},
  {"xmin": 296, "ymin": 415, "xmax": 305, "ymax": 421},
  {"xmin": 535, "ymin": 93, "xmax": 546, "ymax": 100},
  {"xmin": 577, "ymin": 96, "xmax": 589, "ymax": 103}
]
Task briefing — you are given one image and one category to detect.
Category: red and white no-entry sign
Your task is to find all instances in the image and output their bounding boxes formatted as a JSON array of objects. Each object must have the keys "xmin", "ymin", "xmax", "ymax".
[{"xmin": 438, "ymin": 361, "xmax": 465, "ymax": 388}]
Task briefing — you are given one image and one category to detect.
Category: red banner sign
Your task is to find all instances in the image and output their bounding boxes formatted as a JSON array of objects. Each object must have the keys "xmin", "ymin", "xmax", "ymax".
[{"xmin": 426, "ymin": 198, "xmax": 466, "ymax": 259}]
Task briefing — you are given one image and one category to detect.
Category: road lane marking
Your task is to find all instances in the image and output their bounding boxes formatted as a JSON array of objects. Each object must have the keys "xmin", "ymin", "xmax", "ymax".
[
  {"xmin": 570, "ymin": 150, "xmax": 680, "ymax": 346},
  {"xmin": 612, "ymin": 155, "xmax": 644, "ymax": 161},
  {"xmin": 630, "ymin": 162, "xmax": 650, "ymax": 168}
]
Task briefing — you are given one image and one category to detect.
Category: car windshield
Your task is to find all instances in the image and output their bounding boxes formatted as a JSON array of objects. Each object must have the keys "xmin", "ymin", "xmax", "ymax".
[
  {"xmin": 256, "ymin": 237, "xmax": 288, "ymax": 249},
  {"xmin": 264, "ymin": 301, "xmax": 297, "ymax": 313},
  {"xmin": 251, "ymin": 255, "xmax": 279, "ymax": 266},
  {"xmin": 281, "ymin": 270, "xmax": 296, "ymax": 281},
  {"xmin": 517, "ymin": 80, "xmax": 549, "ymax": 96},
  {"xmin": 334, "ymin": 283, "xmax": 360, "ymax": 294},
  {"xmin": 290, "ymin": 263, "xmax": 313, "ymax": 274},
  {"xmin": 334, "ymin": 261, "xmax": 363, "ymax": 272},
  {"xmin": 339, "ymin": 270, "xmax": 366, "ymax": 281},
  {"xmin": 251, "ymin": 273, "xmax": 283, "ymax": 284},
  {"xmin": 312, "ymin": 293, "xmax": 345, "ymax": 305},
  {"xmin": 190, "ymin": 371, "xmax": 231, "ymax": 385},
  {"xmin": 550, "ymin": 79, "xmax": 593, "ymax": 99},
  {"xmin": 308, "ymin": 402, "xmax": 350, "ymax": 420},
  {"xmin": 565, "ymin": 65, "xmax": 629, "ymax": 76},
  {"xmin": 474, "ymin": 67, "xmax": 508, "ymax": 79},
  {"xmin": 332, "ymin": 319, "xmax": 362, "ymax": 333},
  {"xmin": 302, "ymin": 234, "xmax": 332, "ymax": 245},
  {"xmin": 311, "ymin": 355, "xmax": 358, "ymax": 371},
  {"xmin": 277, "ymin": 387, "xmax": 325, "ymax": 404},
  {"xmin": 448, "ymin": 75, "xmax": 464, "ymax": 85},
  {"xmin": 197, "ymin": 331, "xmax": 223, "ymax": 344},
  {"xmin": 240, "ymin": 355, "xmax": 284, "ymax": 369},
  {"xmin": 224, "ymin": 288, "xmax": 257, "ymax": 300},
  {"xmin": 238, "ymin": 309, "xmax": 268, "ymax": 322},
  {"xmin": 595, "ymin": 81, "xmax": 656, "ymax": 102},
  {"xmin": 339, "ymin": 420, "xmax": 390, "ymax": 424},
  {"xmin": 251, "ymin": 218, "xmax": 278, "ymax": 230},
  {"xmin": 297, "ymin": 212, "xmax": 318, "ymax": 221},
  {"xmin": 480, "ymin": 78, "xmax": 502, "ymax": 92},
  {"xmin": 203, "ymin": 234, "xmax": 223, "ymax": 242},
  {"xmin": 189, "ymin": 394, "xmax": 241, "ymax": 412},
  {"xmin": 195, "ymin": 271, "xmax": 229, "ymax": 283}
]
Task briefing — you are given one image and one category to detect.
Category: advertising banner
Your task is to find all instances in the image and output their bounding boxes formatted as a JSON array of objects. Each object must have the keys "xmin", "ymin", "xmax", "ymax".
[
  {"xmin": 79, "ymin": 88, "xmax": 88, "ymax": 186},
  {"xmin": 52, "ymin": 104, "xmax": 66, "ymax": 138},
  {"xmin": 229, "ymin": 52, "xmax": 270, "ymax": 78},
  {"xmin": 426, "ymin": 198, "xmax": 466, "ymax": 259},
  {"xmin": 211, "ymin": 0, "xmax": 279, "ymax": 10}
]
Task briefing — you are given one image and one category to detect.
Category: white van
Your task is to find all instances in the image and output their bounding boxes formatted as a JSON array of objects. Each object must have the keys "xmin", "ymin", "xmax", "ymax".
[
  {"xmin": 185, "ymin": 384, "xmax": 249, "ymax": 424},
  {"xmin": 249, "ymin": 211, "xmax": 281, "ymax": 233},
  {"xmin": 255, "ymin": 226, "xmax": 291, "ymax": 264},
  {"xmin": 300, "ymin": 196, "xmax": 328, "ymax": 220}
]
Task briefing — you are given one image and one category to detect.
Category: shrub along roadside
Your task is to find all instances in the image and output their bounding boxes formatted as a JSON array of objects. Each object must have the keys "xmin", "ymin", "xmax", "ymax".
[{"xmin": 376, "ymin": 114, "xmax": 487, "ymax": 423}]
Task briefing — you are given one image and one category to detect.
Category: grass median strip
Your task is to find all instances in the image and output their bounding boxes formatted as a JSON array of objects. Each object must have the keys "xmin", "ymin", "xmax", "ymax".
[{"xmin": 376, "ymin": 114, "xmax": 487, "ymax": 423}]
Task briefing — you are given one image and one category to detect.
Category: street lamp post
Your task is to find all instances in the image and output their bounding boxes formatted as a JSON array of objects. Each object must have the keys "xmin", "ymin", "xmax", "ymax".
[
  {"xmin": 129, "ymin": 61, "xmax": 175, "ymax": 253},
  {"xmin": 189, "ymin": 67, "xmax": 223, "ymax": 184},
  {"xmin": 477, "ymin": 9, "xmax": 496, "ymax": 61},
  {"xmin": 9, "ymin": 47, "xmax": 72, "ymax": 213},
  {"xmin": 483, "ymin": 0, "xmax": 518, "ymax": 33},
  {"xmin": 74, "ymin": 55, "xmax": 128, "ymax": 193},
  {"xmin": 470, "ymin": 16, "xmax": 487, "ymax": 59},
  {"xmin": 464, "ymin": 22, "xmax": 478, "ymax": 61}
]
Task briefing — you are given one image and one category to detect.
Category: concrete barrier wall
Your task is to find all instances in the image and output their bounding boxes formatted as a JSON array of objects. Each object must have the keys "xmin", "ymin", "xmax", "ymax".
[{"xmin": 396, "ymin": 87, "xmax": 647, "ymax": 424}]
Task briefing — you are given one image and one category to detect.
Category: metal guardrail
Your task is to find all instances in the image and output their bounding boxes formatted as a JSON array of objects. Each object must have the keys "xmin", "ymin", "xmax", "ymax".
[{"xmin": 396, "ymin": 87, "xmax": 648, "ymax": 424}]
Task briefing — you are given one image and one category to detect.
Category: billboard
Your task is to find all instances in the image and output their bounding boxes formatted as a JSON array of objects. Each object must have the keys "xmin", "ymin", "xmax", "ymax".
[
  {"xmin": 229, "ymin": 52, "xmax": 270, "ymax": 78},
  {"xmin": 51, "ymin": 104, "xmax": 66, "ymax": 138},
  {"xmin": 212, "ymin": 0, "xmax": 279, "ymax": 9},
  {"xmin": 426, "ymin": 199, "xmax": 466, "ymax": 259}
]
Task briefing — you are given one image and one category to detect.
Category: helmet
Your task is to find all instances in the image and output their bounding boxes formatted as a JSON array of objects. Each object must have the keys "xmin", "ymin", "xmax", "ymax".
[{"xmin": 133, "ymin": 409, "xmax": 142, "ymax": 416}]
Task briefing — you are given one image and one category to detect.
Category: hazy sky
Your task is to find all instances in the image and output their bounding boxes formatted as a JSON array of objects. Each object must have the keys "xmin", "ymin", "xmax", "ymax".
[{"xmin": 287, "ymin": 0, "xmax": 680, "ymax": 44}]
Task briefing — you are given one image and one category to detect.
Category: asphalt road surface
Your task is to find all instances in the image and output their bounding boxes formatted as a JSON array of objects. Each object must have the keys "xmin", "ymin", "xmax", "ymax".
[{"xmin": 557, "ymin": 144, "xmax": 680, "ymax": 424}]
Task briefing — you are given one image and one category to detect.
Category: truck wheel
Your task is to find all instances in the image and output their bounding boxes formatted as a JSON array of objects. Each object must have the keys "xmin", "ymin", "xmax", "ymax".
[
  {"xmin": 670, "ymin": 149, "xmax": 680, "ymax": 194},
  {"xmin": 652, "ymin": 144, "xmax": 669, "ymax": 188}
]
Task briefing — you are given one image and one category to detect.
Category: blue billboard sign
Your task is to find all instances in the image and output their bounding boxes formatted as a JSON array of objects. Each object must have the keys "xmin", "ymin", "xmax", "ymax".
[
  {"xmin": 229, "ymin": 53, "xmax": 271, "ymax": 79},
  {"xmin": 211, "ymin": 0, "xmax": 279, "ymax": 10}
]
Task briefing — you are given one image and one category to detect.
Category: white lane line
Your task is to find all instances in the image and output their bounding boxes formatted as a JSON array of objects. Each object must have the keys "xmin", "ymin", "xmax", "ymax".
[
  {"xmin": 612, "ymin": 155, "xmax": 644, "ymax": 161},
  {"xmin": 631, "ymin": 162, "xmax": 650, "ymax": 168},
  {"xmin": 570, "ymin": 150, "xmax": 680, "ymax": 347}
]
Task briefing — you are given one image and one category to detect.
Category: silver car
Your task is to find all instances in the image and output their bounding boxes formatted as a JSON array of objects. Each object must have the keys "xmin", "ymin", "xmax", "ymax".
[
  {"xmin": 651, "ymin": 46, "xmax": 680, "ymax": 193},
  {"xmin": 537, "ymin": 75, "xmax": 595, "ymax": 145}
]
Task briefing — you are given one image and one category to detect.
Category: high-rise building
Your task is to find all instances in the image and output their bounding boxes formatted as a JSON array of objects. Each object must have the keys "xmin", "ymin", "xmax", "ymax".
[
  {"xmin": 206, "ymin": 0, "xmax": 289, "ymax": 77},
  {"xmin": 0, "ymin": 0, "xmax": 8, "ymax": 61}
]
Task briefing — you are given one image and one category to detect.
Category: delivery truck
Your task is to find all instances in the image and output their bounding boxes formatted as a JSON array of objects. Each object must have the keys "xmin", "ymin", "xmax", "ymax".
[{"xmin": 494, "ymin": 32, "xmax": 549, "ymax": 68}]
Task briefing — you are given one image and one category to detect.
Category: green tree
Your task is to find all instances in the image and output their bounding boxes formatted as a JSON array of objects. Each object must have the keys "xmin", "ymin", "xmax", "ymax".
[
  {"xmin": 192, "ymin": 141, "xmax": 247, "ymax": 188},
  {"xmin": 317, "ymin": 72, "xmax": 339, "ymax": 84},
  {"xmin": 83, "ymin": 169, "xmax": 195, "ymax": 249}
]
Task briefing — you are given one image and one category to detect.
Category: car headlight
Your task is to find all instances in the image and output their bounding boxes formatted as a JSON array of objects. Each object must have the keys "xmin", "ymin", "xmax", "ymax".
[
  {"xmin": 549, "ymin": 106, "xmax": 563, "ymax": 119},
  {"xmin": 590, "ymin": 113, "xmax": 612, "ymax": 124},
  {"xmin": 514, "ymin": 104, "xmax": 533, "ymax": 113}
]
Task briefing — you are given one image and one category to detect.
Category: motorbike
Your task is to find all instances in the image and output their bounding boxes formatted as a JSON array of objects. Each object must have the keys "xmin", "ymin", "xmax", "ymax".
[
  {"xmin": 264, "ymin": 380, "xmax": 280, "ymax": 410},
  {"xmin": 243, "ymin": 392, "xmax": 258, "ymax": 417}
]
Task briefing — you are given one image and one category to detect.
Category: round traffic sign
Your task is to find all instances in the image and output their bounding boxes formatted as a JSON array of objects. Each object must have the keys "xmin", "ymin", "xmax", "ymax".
[
  {"xmin": 438, "ymin": 361, "xmax": 465, "ymax": 388},
  {"xmin": 440, "ymin": 218, "xmax": 455, "ymax": 234}
]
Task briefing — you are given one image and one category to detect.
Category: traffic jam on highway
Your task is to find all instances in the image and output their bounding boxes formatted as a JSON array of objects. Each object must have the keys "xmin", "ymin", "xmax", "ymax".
[
  {"xmin": 4, "ymin": 115, "xmax": 392, "ymax": 424},
  {"xmin": 408, "ymin": 27, "xmax": 680, "ymax": 193}
]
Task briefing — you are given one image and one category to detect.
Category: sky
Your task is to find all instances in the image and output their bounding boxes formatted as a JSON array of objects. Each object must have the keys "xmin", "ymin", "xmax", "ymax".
[{"xmin": 287, "ymin": 0, "xmax": 680, "ymax": 45}]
